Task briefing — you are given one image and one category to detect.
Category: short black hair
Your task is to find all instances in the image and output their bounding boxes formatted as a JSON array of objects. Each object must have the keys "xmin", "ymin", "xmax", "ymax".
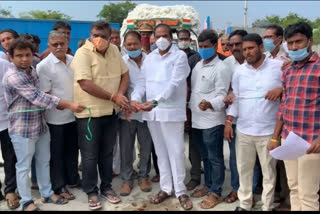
[
  {"xmin": 8, "ymin": 38, "xmax": 34, "ymax": 57},
  {"xmin": 31, "ymin": 34, "xmax": 41, "ymax": 45},
  {"xmin": 243, "ymin": 33, "xmax": 263, "ymax": 46},
  {"xmin": 0, "ymin": 29, "xmax": 19, "ymax": 39},
  {"xmin": 90, "ymin": 21, "xmax": 111, "ymax": 34},
  {"xmin": 229, "ymin": 30, "xmax": 248, "ymax": 40},
  {"xmin": 266, "ymin": 24, "xmax": 283, "ymax": 37},
  {"xmin": 52, "ymin": 21, "xmax": 71, "ymax": 31},
  {"xmin": 111, "ymin": 28, "xmax": 120, "ymax": 35},
  {"xmin": 198, "ymin": 29, "xmax": 218, "ymax": 45},
  {"xmin": 154, "ymin": 24, "xmax": 173, "ymax": 39},
  {"xmin": 177, "ymin": 29, "xmax": 191, "ymax": 38},
  {"xmin": 124, "ymin": 30, "xmax": 141, "ymax": 42},
  {"xmin": 284, "ymin": 22, "xmax": 313, "ymax": 40},
  {"xmin": 19, "ymin": 33, "xmax": 33, "ymax": 41}
]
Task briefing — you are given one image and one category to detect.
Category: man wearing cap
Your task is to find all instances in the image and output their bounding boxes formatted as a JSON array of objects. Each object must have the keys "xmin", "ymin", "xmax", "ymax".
[{"xmin": 138, "ymin": 23, "xmax": 153, "ymax": 54}]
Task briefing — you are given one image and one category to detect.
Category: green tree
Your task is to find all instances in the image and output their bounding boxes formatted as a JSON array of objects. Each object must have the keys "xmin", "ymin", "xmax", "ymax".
[
  {"xmin": 0, "ymin": 6, "xmax": 13, "ymax": 17},
  {"xmin": 19, "ymin": 10, "xmax": 71, "ymax": 20},
  {"xmin": 97, "ymin": 1, "xmax": 136, "ymax": 27}
]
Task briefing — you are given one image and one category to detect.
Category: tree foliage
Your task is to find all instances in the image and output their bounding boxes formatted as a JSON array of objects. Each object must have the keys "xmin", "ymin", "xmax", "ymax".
[
  {"xmin": 97, "ymin": 1, "xmax": 136, "ymax": 27},
  {"xmin": 19, "ymin": 10, "xmax": 71, "ymax": 20},
  {"xmin": 252, "ymin": 12, "xmax": 320, "ymax": 44},
  {"xmin": 0, "ymin": 7, "xmax": 13, "ymax": 17}
]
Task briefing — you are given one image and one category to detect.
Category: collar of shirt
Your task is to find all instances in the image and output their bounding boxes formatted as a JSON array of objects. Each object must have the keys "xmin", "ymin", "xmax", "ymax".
[
  {"xmin": 48, "ymin": 52, "xmax": 72, "ymax": 66},
  {"xmin": 291, "ymin": 52, "xmax": 319, "ymax": 68},
  {"xmin": 265, "ymin": 45, "xmax": 287, "ymax": 58},
  {"xmin": 123, "ymin": 51, "xmax": 146, "ymax": 64},
  {"xmin": 199, "ymin": 55, "xmax": 221, "ymax": 68}
]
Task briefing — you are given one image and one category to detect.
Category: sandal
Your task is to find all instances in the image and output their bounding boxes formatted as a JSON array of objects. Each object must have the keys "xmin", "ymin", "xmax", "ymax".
[
  {"xmin": 6, "ymin": 193, "xmax": 20, "ymax": 210},
  {"xmin": 200, "ymin": 193, "xmax": 223, "ymax": 209},
  {"xmin": 88, "ymin": 194, "xmax": 102, "ymax": 210},
  {"xmin": 178, "ymin": 194, "xmax": 193, "ymax": 210},
  {"xmin": 58, "ymin": 187, "xmax": 75, "ymax": 200},
  {"xmin": 41, "ymin": 194, "xmax": 68, "ymax": 205},
  {"xmin": 191, "ymin": 186, "xmax": 209, "ymax": 198},
  {"xmin": 224, "ymin": 191, "xmax": 238, "ymax": 203},
  {"xmin": 101, "ymin": 189, "xmax": 121, "ymax": 204},
  {"xmin": 22, "ymin": 200, "xmax": 40, "ymax": 211},
  {"xmin": 150, "ymin": 190, "xmax": 171, "ymax": 204}
]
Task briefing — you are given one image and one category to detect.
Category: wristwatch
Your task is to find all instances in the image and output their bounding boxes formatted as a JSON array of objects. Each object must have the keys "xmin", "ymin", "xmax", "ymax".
[{"xmin": 152, "ymin": 100, "xmax": 158, "ymax": 107}]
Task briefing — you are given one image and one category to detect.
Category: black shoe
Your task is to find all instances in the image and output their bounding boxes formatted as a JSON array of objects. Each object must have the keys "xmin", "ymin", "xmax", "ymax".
[
  {"xmin": 0, "ymin": 191, "xmax": 4, "ymax": 201},
  {"xmin": 235, "ymin": 206, "xmax": 249, "ymax": 211}
]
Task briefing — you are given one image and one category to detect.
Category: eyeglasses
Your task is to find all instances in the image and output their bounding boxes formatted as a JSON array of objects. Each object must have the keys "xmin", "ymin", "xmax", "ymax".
[{"xmin": 50, "ymin": 42, "xmax": 66, "ymax": 48}]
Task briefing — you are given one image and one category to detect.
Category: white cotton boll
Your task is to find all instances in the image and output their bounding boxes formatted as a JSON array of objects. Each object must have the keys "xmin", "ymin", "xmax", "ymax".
[{"xmin": 120, "ymin": 4, "xmax": 201, "ymax": 37}]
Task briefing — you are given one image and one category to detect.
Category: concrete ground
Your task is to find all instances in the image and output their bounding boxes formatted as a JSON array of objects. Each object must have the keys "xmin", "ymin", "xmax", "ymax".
[{"xmin": 0, "ymin": 134, "xmax": 265, "ymax": 211}]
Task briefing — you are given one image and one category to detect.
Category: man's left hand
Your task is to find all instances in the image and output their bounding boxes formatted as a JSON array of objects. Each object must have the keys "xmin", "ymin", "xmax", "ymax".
[
  {"xmin": 198, "ymin": 99, "xmax": 212, "ymax": 111},
  {"xmin": 113, "ymin": 94, "xmax": 130, "ymax": 111},
  {"xmin": 306, "ymin": 139, "xmax": 320, "ymax": 154}
]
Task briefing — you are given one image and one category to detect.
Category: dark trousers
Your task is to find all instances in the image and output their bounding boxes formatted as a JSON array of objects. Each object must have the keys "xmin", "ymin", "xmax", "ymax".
[
  {"xmin": 147, "ymin": 141, "xmax": 159, "ymax": 175},
  {"xmin": 119, "ymin": 120, "xmax": 152, "ymax": 184},
  {"xmin": 193, "ymin": 125, "xmax": 225, "ymax": 196},
  {"xmin": 48, "ymin": 122, "xmax": 80, "ymax": 192},
  {"xmin": 77, "ymin": 114, "xmax": 117, "ymax": 195},
  {"xmin": 188, "ymin": 129, "xmax": 202, "ymax": 183},
  {"xmin": 0, "ymin": 129, "xmax": 17, "ymax": 195}
]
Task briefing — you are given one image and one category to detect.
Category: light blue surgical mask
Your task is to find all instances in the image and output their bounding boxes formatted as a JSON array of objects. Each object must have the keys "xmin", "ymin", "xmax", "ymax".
[
  {"xmin": 199, "ymin": 47, "xmax": 215, "ymax": 60},
  {"xmin": 263, "ymin": 39, "xmax": 276, "ymax": 52},
  {"xmin": 288, "ymin": 42, "xmax": 310, "ymax": 62},
  {"xmin": 127, "ymin": 49, "xmax": 142, "ymax": 58},
  {"xmin": 150, "ymin": 43, "xmax": 157, "ymax": 51}
]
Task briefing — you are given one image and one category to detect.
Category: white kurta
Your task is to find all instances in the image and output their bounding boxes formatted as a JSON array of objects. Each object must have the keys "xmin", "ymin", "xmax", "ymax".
[{"xmin": 131, "ymin": 45, "xmax": 190, "ymax": 197}]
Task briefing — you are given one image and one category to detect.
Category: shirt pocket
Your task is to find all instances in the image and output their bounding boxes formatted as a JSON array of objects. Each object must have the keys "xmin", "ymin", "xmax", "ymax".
[{"xmin": 198, "ymin": 74, "xmax": 214, "ymax": 93}]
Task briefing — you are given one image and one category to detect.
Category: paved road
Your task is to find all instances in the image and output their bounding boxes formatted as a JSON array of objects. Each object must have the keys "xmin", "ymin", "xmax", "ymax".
[{"xmin": 0, "ymin": 135, "xmax": 265, "ymax": 211}]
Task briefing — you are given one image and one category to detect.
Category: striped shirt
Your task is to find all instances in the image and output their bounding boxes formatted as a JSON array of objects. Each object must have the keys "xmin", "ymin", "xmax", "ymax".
[{"xmin": 2, "ymin": 65, "xmax": 60, "ymax": 139}]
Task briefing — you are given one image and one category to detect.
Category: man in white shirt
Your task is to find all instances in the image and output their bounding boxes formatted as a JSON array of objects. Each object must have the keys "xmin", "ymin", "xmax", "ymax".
[
  {"xmin": 118, "ymin": 31, "xmax": 153, "ymax": 196},
  {"xmin": 37, "ymin": 31, "xmax": 80, "ymax": 201},
  {"xmin": 188, "ymin": 29, "xmax": 231, "ymax": 209},
  {"xmin": 225, "ymin": 33, "xmax": 283, "ymax": 211},
  {"xmin": 130, "ymin": 24, "xmax": 192, "ymax": 210},
  {"xmin": 0, "ymin": 58, "xmax": 20, "ymax": 209}
]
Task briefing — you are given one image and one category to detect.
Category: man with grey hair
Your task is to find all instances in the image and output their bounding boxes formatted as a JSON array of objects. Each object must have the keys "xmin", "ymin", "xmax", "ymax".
[{"xmin": 37, "ymin": 30, "xmax": 80, "ymax": 201}]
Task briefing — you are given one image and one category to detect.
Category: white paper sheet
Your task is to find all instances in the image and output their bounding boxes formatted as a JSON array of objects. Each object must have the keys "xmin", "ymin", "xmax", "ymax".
[{"xmin": 270, "ymin": 131, "xmax": 311, "ymax": 160}]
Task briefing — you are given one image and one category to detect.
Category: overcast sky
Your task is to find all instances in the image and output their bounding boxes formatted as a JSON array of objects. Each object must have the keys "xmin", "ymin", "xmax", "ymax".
[{"xmin": 1, "ymin": 1, "xmax": 319, "ymax": 29}]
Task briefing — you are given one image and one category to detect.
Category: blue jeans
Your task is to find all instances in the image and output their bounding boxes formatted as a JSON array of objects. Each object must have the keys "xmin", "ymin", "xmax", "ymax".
[
  {"xmin": 10, "ymin": 131, "xmax": 54, "ymax": 205},
  {"xmin": 228, "ymin": 124, "xmax": 239, "ymax": 191},
  {"xmin": 192, "ymin": 125, "xmax": 225, "ymax": 196}
]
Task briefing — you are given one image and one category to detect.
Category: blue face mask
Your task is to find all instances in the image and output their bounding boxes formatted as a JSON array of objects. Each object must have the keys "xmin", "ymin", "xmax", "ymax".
[
  {"xmin": 288, "ymin": 42, "xmax": 310, "ymax": 61},
  {"xmin": 150, "ymin": 43, "xmax": 157, "ymax": 51},
  {"xmin": 199, "ymin": 47, "xmax": 215, "ymax": 60},
  {"xmin": 263, "ymin": 39, "xmax": 276, "ymax": 52},
  {"xmin": 127, "ymin": 49, "xmax": 142, "ymax": 58}
]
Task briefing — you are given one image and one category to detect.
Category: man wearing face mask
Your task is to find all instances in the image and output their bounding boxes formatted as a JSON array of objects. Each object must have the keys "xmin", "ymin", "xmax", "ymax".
[
  {"xmin": 118, "ymin": 31, "xmax": 153, "ymax": 196},
  {"xmin": 130, "ymin": 23, "xmax": 193, "ymax": 210},
  {"xmin": 269, "ymin": 22, "xmax": 320, "ymax": 211},
  {"xmin": 177, "ymin": 29, "xmax": 197, "ymax": 57},
  {"xmin": 188, "ymin": 29, "xmax": 231, "ymax": 209},
  {"xmin": 226, "ymin": 33, "xmax": 283, "ymax": 211},
  {"xmin": 263, "ymin": 24, "xmax": 291, "ymax": 211},
  {"xmin": 138, "ymin": 23, "xmax": 153, "ymax": 54},
  {"xmin": 71, "ymin": 21, "xmax": 130, "ymax": 210}
]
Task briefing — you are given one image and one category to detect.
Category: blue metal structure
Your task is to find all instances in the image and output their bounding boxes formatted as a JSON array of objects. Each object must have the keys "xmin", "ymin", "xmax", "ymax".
[{"xmin": 0, "ymin": 18, "xmax": 120, "ymax": 54}]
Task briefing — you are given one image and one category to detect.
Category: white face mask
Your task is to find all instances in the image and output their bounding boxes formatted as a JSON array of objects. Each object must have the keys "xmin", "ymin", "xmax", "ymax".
[
  {"xmin": 156, "ymin": 37, "xmax": 171, "ymax": 51},
  {"xmin": 178, "ymin": 41, "xmax": 190, "ymax": 50}
]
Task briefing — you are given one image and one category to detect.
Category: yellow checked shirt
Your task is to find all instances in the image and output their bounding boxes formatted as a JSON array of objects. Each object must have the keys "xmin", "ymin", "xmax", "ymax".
[{"xmin": 71, "ymin": 39, "xmax": 128, "ymax": 118}]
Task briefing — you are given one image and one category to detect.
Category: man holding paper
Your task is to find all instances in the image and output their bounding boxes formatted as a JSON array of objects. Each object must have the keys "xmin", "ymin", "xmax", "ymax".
[
  {"xmin": 269, "ymin": 22, "xmax": 320, "ymax": 211},
  {"xmin": 225, "ymin": 33, "xmax": 283, "ymax": 211}
]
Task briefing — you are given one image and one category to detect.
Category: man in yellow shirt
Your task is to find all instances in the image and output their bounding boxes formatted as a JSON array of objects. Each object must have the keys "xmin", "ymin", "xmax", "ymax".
[{"xmin": 71, "ymin": 21, "xmax": 129, "ymax": 210}]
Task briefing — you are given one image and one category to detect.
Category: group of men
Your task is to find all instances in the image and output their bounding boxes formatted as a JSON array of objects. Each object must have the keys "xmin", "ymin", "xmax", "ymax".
[{"xmin": 0, "ymin": 18, "xmax": 319, "ymax": 212}]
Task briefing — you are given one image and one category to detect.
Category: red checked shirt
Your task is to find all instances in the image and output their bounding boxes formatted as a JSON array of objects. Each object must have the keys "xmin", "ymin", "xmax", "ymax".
[
  {"xmin": 2, "ymin": 65, "xmax": 60, "ymax": 139},
  {"xmin": 278, "ymin": 52, "xmax": 320, "ymax": 143}
]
